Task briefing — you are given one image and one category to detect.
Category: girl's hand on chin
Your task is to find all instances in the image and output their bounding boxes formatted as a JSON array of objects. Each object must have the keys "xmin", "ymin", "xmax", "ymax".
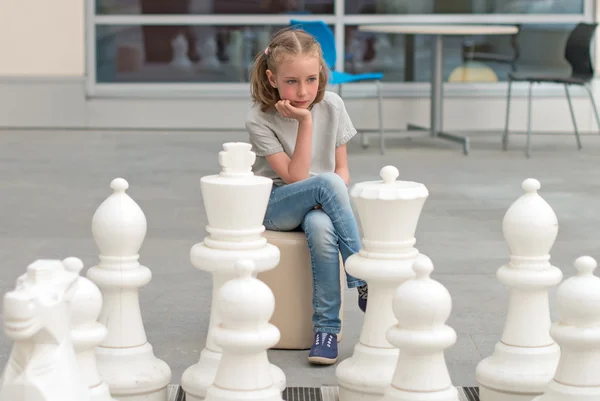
[{"xmin": 275, "ymin": 100, "xmax": 311, "ymax": 122}]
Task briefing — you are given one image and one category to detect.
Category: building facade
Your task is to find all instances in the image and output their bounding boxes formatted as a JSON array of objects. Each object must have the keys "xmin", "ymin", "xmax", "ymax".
[{"xmin": 0, "ymin": 0, "xmax": 598, "ymax": 134}]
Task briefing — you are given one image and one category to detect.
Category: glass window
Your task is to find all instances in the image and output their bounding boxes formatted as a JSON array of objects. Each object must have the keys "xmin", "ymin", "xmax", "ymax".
[
  {"xmin": 344, "ymin": 23, "xmax": 576, "ymax": 83},
  {"xmin": 95, "ymin": 24, "xmax": 335, "ymax": 83},
  {"xmin": 96, "ymin": 0, "xmax": 334, "ymax": 15},
  {"xmin": 345, "ymin": 0, "xmax": 584, "ymax": 15}
]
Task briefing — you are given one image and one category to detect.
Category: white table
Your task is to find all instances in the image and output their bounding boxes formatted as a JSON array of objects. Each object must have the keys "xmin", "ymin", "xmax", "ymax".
[{"xmin": 358, "ymin": 24, "xmax": 519, "ymax": 155}]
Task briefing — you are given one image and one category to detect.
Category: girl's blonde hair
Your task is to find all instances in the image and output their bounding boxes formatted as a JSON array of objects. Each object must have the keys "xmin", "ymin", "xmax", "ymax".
[{"xmin": 249, "ymin": 28, "xmax": 329, "ymax": 112}]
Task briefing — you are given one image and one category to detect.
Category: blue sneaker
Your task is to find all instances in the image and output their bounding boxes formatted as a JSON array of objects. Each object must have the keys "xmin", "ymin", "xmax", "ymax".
[
  {"xmin": 358, "ymin": 284, "xmax": 368, "ymax": 312},
  {"xmin": 308, "ymin": 332, "xmax": 338, "ymax": 365}
]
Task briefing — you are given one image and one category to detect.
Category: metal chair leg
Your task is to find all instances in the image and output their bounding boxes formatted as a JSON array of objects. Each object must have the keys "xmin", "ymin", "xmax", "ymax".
[
  {"xmin": 502, "ymin": 79, "xmax": 513, "ymax": 150},
  {"xmin": 377, "ymin": 80, "xmax": 384, "ymax": 155},
  {"xmin": 564, "ymin": 84, "xmax": 582, "ymax": 150},
  {"xmin": 526, "ymin": 82, "xmax": 533, "ymax": 158},
  {"xmin": 583, "ymin": 84, "xmax": 600, "ymax": 132}
]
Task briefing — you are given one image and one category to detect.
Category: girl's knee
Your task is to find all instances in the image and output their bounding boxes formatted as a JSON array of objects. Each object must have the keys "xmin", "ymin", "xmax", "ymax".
[
  {"xmin": 303, "ymin": 210, "xmax": 336, "ymax": 246},
  {"xmin": 315, "ymin": 172, "xmax": 348, "ymax": 199}
]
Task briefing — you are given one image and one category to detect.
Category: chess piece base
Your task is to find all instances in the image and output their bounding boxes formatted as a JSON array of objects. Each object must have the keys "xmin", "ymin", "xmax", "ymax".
[
  {"xmin": 182, "ymin": 348, "xmax": 286, "ymax": 401},
  {"xmin": 382, "ymin": 385, "xmax": 459, "ymax": 401},
  {"xmin": 476, "ymin": 342, "xmax": 560, "ymax": 401},
  {"xmin": 336, "ymin": 343, "xmax": 399, "ymax": 401},
  {"xmin": 206, "ymin": 383, "xmax": 282, "ymax": 401},
  {"xmin": 96, "ymin": 342, "xmax": 171, "ymax": 401},
  {"xmin": 532, "ymin": 379, "xmax": 600, "ymax": 401}
]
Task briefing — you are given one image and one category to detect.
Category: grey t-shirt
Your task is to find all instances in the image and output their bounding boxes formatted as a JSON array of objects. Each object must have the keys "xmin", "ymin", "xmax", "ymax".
[{"xmin": 245, "ymin": 91, "xmax": 357, "ymax": 186}]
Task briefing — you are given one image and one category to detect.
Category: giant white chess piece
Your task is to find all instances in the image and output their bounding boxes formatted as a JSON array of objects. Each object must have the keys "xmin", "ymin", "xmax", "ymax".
[
  {"xmin": 336, "ymin": 166, "xmax": 429, "ymax": 401},
  {"xmin": 0, "ymin": 259, "xmax": 91, "ymax": 401},
  {"xmin": 205, "ymin": 260, "xmax": 284, "ymax": 401},
  {"xmin": 87, "ymin": 178, "xmax": 172, "ymax": 401},
  {"xmin": 476, "ymin": 178, "xmax": 563, "ymax": 401},
  {"xmin": 381, "ymin": 254, "xmax": 459, "ymax": 401},
  {"xmin": 533, "ymin": 256, "xmax": 600, "ymax": 401},
  {"xmin": 63, "ymin": 257, "xmax": 116, "ymax": 401},
  {"xmin": 181, "ymin": 142, "xmax": 285, "ymax": 401}
]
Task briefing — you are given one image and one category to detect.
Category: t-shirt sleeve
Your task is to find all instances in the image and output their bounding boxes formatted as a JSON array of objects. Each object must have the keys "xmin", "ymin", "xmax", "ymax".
[
  {"xmin": 335, "ymin": 96, "xmax": 357, "ymax": 147},
  {"xmin": 245, "ymin": 113, "xmax": 284, "ymax": 157}
]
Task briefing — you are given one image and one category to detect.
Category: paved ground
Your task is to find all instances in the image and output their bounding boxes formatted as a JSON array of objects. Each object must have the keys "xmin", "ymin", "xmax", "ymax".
[{"xmin": 0, "ymin": 128, "xmax": 598, "ymax": 387}]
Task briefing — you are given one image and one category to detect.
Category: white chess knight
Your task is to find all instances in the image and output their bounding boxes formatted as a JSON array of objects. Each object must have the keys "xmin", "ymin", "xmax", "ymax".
[
  {"xmin": 381, "ymin": 254, "xmax": 459, "ymax": 401},
  {"xmin": 63, "ymin": 257, "xmax": 116, "ymax": 401},
  {"xmin": 336, "ymin": 165, "xmax": 429, "ymax": 401},
  {"xmin": 87, "ymin": 178, "xmax": 171, "ymax": 401},
  {"xmin": 181, "ymin": 142, "xmax": 285, "ymax": 401},
  {"xmin": 476, "ymin": 178, "xmax": 563, "ymax": 401},
  {"xmin": 0, "ymin": 259, "xmax": 91, "ymax": 401},
  {"xmin": 533, "ymin": 256, "xmax": 600, "ymax": 401},
  {"xmin": 205, "ymin": 260, "xmax": 283, "ymax": 401}
]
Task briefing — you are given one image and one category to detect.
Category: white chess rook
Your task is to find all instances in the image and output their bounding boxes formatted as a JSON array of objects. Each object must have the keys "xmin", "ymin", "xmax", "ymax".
[
  {"xmin": 0, "ymin": 259, "xmax": 91, "ymax": 401},
  {"xmin": 87, "ymin": 178, "xmax": 172, "ymax": 401},
  {"xmin": 205, "ymin": 260, "xmax": 284, "ymax": 401},
  {"xmin": 336, "ymin": 166, "xmax": 429, "ymax": 401},
  {"xmin": 476, "ymin": 178, "xmax": 563, "ymax": 401},
  {"xmin": 533, "ymin": 256, "xmax": 600, "ymax": 401},
  {"xmin": 181, "ymin": 142, "xmax": 285, "ymax": 401},
  {"xmin": 63, "ymin": 257, "xmax": 116, "ymax": 401},
  {"xmin": 382, "ymin": 255, "xmax": 459, "ymax": 401}
]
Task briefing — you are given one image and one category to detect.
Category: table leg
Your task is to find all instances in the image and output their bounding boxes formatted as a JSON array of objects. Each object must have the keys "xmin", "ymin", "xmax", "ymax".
[
  {"xmin": 431, "ymin": 34, "xmax": 444, "ymax": 135},
  {"xmin": 405, "ymin": 34, "xmax": 470, "ymax": 155}
]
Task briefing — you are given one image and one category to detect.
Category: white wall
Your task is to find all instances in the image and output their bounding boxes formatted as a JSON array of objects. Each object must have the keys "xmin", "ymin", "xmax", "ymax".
[{"xmin": 0, "ymin": 0, "xmax": 85, "ymax": 76}]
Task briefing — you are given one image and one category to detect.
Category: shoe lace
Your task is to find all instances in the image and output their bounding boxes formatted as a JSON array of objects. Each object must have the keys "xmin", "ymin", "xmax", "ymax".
[
  {"xmin": 316, "ymin": 333, "xmax": 334, "ymax": 348},
  {"xmin": 357, "ymin": 285, "xmax": 368, "ymax": 300}
]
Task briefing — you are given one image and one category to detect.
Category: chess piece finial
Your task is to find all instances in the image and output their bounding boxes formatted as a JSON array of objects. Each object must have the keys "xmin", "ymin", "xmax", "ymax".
[
  {"xmin": 380, "ymin": 165, "xmax": 399, "ymax": 184},
  {"xmin": 218, "ymin": 142, "xmax": 256, "ymax": 178}
]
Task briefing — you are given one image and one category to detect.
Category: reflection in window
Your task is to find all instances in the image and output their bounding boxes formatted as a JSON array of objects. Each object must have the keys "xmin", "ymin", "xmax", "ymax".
[
  {"xmin": 345, "ymin": 0, "xmax": 584, "ymax": 15},
  {"xmin": 97, "ymin": 25, "xmax": 333, "ymax": 83},
  {"xmin": 96, "ymin": 0, "xmax": 334, "ymax": 15},
  {"xmin": 344, "ymin": 24, "xmax": 575, "ymax": 83}
]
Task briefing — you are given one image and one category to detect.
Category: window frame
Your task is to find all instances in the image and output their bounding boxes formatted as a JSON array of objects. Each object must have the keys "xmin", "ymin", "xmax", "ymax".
[{"xmin": 85, "ymin": 0, "xmax": 597, "ymax": 98}]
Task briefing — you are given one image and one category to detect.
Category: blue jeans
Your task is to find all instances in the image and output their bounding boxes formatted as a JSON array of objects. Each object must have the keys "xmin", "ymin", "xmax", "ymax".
[{"xmin": 263, "ymin": 172, "xmax": 366, "ymax": 334}]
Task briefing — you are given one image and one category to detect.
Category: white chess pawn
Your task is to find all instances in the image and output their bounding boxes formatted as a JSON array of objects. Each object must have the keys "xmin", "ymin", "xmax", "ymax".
[
  {"xmin": 381, "ymin": 255, "xmax": 459, "ymax": 401},
  {"xmin": 87, "ymin": 178, "xmax": 171, "ymax": 401},
  {"xmin": 0, "ymin": 259, "xmax": 91, "ymax": 401},
  {"xmin": 171, "ymin": 32, "xmax": 193, "ymax": 69},
  {"xmin": 476, "ymin": 178, "xmax": 563, "ymax": 401},
  {"xmin": 63, "ymin": 257, "xmax": 116, "ymax": 401},
  {"xmin": 533, "ymin": 256, "xmax": 600, "ymax": 401},
  {"xmin": 205, "ymin": 260, "xmax": 284, "ymax": 401}
]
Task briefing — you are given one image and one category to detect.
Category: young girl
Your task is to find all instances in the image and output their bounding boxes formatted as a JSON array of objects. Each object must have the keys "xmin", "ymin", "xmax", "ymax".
[{"xmin": 245, "ymin": 28, "xmax": 368, "ymax": 365}]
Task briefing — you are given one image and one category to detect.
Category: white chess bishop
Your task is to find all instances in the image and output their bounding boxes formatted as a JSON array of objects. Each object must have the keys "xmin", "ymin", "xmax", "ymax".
[
  {"xmin": 336, "ymin": 165, "xmax": 429, "ymax": 401},
  {"xmin": 87, "ymin": 178, "xmax": 172, "ymax": 401},
  {"xmin": 205, "ymin": 260, "xmax": 283, "ymax": 401},
  {"xmin": 382, "ymin": 254, "xmax": 459, "ymax": 401},
  {"xmin": 0, "ymin": 259, "xmax": 90, "ymax": 401},
  {"xmin": 533, "ymin": 256, "xmax": 600, "ymax": 401},
  {"xmin": 181, "ymin": 142, "xmax": 285, "ymax": 401},
  {"xmin": 476, "ymin": 179, "xmax": 563, "ymax": 401}
]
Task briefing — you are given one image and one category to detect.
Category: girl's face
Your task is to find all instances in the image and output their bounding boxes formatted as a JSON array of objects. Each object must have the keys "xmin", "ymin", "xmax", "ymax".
[{"xmin": 267, "ymin": 54, "xmax": 321, "ymax": 109}]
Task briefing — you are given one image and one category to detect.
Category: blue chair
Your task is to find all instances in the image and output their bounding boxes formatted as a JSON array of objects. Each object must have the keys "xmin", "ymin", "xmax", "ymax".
[{"xmin": 290, "ymin": 20, "xmax": 386, "ymax": 154}]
